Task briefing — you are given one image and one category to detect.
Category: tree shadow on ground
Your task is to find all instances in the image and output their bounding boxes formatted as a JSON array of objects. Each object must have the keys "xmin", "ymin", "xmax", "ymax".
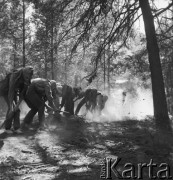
[
  {"xmin": 0, "ymin": 115, "xmax": 173, "ymax": 180},
  {"xmin": 85, "ymin": 118, "xmax": 173, "ymax": 179}
]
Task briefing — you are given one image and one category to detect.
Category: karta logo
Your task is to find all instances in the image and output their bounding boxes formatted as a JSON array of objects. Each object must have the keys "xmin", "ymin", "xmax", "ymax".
[{"xmin": 100, "ymin": 157, "xmax": 172, "ymax": 179}]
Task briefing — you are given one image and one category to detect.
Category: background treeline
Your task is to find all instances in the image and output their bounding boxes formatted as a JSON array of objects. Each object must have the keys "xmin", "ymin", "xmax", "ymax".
[{"xmin": 0, "ymin": 0, "xmax": 151, "ymax": 89}]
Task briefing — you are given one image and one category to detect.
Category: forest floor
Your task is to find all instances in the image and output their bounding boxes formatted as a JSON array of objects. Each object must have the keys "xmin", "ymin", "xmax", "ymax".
[{"xmin": 0, "ymin": 114, "xmax": 173, "ymax": 180}]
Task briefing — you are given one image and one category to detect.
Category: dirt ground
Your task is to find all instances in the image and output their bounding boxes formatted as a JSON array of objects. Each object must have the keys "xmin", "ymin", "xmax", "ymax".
[{"xmin": 0, "ymin": 114, "xmax": 173, "ymax": 180}]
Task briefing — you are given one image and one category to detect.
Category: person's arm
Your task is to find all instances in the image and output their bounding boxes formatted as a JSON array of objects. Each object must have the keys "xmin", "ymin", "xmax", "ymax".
[
  {"xmin": 74, "ymin": 91, "xmax": 85, "ymax": 102},
  {"xmin": 45, "ymin": 82, "xmax": 58, "ymax": 111}
]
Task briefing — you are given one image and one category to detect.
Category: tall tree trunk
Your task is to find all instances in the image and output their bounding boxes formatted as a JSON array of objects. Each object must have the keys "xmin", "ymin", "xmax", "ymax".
[
  {"xmin": 13, "ymin": 37, "xmax": 17, "ymax": 68},
  {"xmin": 44, "ymin": 21, "xmax": 48, "ymax": 79},
  {"xmin": 44, "ymin": 51, "xmax": 48, "ymax": 79},
  {"xmin": 139, "ymin": 0, "xmax": 171, "ymax": 132},
  {"xmin": 64, "ymin": 46, "xmax": 68, "ymax": 83},
  {"xmin": 107, "ymin": 45, "xmax": 111, "ymax": 95},
  {"xmin": 51, "ymin": 11, "xmax": 54, "ymax": 80},
  {"xmin": 22, "ymin": 0, "xmax": 26, "ymax": 67},
  {"xmin": 103, "ymin": 20, "xmax": 106, "ymax": 91},
  {"xmin": 74, "ymin": 74, "xmax": 79, "ymax": 87},
  {"xmin": 54, "ymin": 25, "xmax": 59, "ymax": 81},
  {"xmin": 103, "ymin": 52, "xmax": 106, "ymax": 90}
]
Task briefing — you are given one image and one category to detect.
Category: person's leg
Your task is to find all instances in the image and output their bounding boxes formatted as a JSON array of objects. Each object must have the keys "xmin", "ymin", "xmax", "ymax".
[
  {"xmin": 38, "ymin": 105, "xmax": 45, "ymax": 126},
  {"xmin": 4, "ymin": 95, "xmax": 13, "ymax": 130},
  {"xmin": 91, "ymin": 89, "xmax": 98, "ymax": 112},
  {"xmin": 13, "ymin": 109, "xmax": 21, "ymax": 130},
  {"xmin": 70, "ymin": 100, "xmax": 74, "ymax": 115},
  {"xmin": 23, "ymin": 108, "xmax": 37, "ymax": 125},
  {"xmin": 85, "ymin": 101, "xmax": 90, "ymax": 114},
  {"xmin": 24, "ymin": 85, "xmax": 44, "ymax": 126},
  {"xmin": 4, "ymin": 95, "xmax": 10, "ymax": 119},
  {"xmin": 4, "ymin": 113, "xmax": 14, "ymax": 130},
  {"xmin": 64, "ymin": 101, "xmax": 71, "ymax": 116},
  {"xmin": 62, "ymin": 86, "xmax": 73, "ymax": 116},
  {"xmin": 12, "ymin": 92, "xmax": 21, "ymax": 131},
  {"xmin": 54, "ymin": 95, "xmax": 60, "ymax": 110},
  {"xmin": 65, "ymin": 96, "xmax": 74, "ymax": 115},
  {"xmin": 75, "ymin": 97, "xmax": 86, "ymax": 115}
]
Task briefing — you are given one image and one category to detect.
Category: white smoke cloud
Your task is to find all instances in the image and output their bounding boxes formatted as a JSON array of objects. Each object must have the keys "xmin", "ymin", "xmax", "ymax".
[{"xmin": 82, "ymin": 80, "xmax": 154, "ymax": 122}]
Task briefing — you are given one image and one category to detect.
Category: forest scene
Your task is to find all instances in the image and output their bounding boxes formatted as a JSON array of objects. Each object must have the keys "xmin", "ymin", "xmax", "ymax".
[{"xmin": 0, "ymin": 0, "xmax": 173, "ymax": 179}]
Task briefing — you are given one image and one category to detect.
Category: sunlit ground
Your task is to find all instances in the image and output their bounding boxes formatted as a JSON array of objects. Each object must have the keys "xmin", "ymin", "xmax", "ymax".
[
  {"xmin": 0, "ymin": 113, "xmax": 171, "ymax": 180},
  {"xmin": 1, "ymin": 81, "xmax": 169, "ymax": 180}
]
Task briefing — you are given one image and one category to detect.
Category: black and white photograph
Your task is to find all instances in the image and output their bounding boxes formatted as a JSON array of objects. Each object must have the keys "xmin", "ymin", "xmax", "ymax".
[{"xmin": 0, "ymin": 0, "xmax": 173, "ymax": 179}]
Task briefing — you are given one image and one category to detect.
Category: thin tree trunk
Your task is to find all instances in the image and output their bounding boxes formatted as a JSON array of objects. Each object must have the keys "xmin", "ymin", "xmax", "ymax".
[
  {"xmin": 64, "ymin": 46, "xmax": 68, "ymax": 83},
  {"xmin": 51, "ymin": 11, "xmax": 54, "ymax": 80},
  {"xmin": 44, "ymin": 52, "xmax": 47, "ymax": 79},
  {"xmin": 107, "ymin": 45, "xmax": 111, "ymax": 95},
  {"xmin": 22, "ymin": 0, "xmax": 26, "ymax": 67},
  {"xmin": 139, "ymin": 0, "xmax": 171, "ymax": 132},
  {"xmin": 171, "ymin": 57, "xmax": 173, "ymax": 115},
  {"xmin": 103, "ymin": 47, "xmax": 106, "ymax": 90},
  {"xmin": 74, "ymin": 74, "xmax": 78, "ymax": 87},
  {"xmin": 13, "ymin": 37, "xmax": 17, "ymax": 68},
  {"xmin": 54, "ymin": 25, "xmax": 59, "ymax": 81},
  {"xmin": 44, "ymin": 21, "xmax": 48, "ymax": 79},
  {"xmin": 103, "ymin": 17, "xmax": 106, "ymax": 90}
]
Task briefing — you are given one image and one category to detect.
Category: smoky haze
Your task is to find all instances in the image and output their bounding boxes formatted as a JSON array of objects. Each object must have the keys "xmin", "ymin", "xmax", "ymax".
[
  {"xmin": 18, "ymin": 79, "xmax": 154, "ymax": 122},
  {"xmin": 77, "ymin": 79, "xmax": 154, "ymax": 122}
]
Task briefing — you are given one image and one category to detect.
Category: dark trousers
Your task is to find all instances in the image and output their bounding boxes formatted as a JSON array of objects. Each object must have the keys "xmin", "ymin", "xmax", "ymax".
[
  {"xmin": 75, "ymin": 97, "xmax": 86, "ymax": 115},
  {"xmin": 61, "ymin": 85, "xmax": 74, "ymax": 115},
  {"xmin": 5, "ymin": 109, "xmax": 20, "ymax": 130},
  {"xmin": 24, "ymin": 85, "xmax": 45, "ymax": 125},
  {"xmin": 64, "ymin": 97, "xmax": 74, "ymax": 115}
]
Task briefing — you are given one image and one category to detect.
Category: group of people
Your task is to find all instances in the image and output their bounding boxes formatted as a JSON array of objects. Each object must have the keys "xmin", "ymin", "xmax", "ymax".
[{"xmin": 0, "ymin": 66, "xmax": 108, "ymax": 134}]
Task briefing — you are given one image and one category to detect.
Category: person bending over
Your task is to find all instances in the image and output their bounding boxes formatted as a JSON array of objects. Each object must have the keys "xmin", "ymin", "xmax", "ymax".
[
  {"xmin": 60, "ymin": 84, "xmax": 82, "ymax": 115},
  {"xmin": 23, "ymin": 78, "xmax": 58, "ymax": 128},
  {"xmin": 75, "ymin": 88, "xmax": 98, "ymax": 115}
]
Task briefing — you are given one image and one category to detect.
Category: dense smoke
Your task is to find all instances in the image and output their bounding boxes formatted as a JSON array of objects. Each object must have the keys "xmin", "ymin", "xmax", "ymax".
[
  {"xmin": 101, "ymin": 87, "xmax": 153, "ymax": 121},
  {"xmin": 78, "ymin": 79, "xmax": 154, "ymax": 122}
]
